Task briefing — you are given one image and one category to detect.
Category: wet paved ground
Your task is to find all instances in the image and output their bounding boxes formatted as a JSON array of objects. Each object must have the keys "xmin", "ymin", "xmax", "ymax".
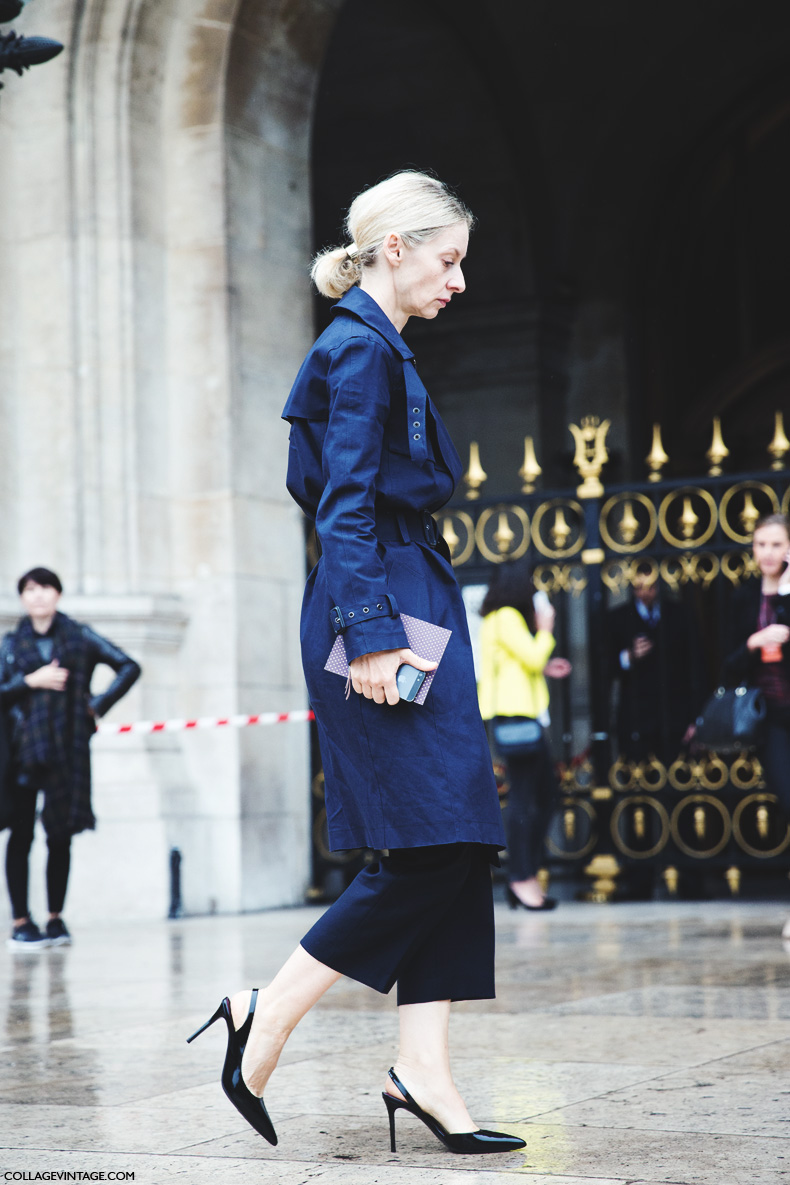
[{"xmin": 2, "ymin": 898, "xmax": 790, "ymax": 1184}]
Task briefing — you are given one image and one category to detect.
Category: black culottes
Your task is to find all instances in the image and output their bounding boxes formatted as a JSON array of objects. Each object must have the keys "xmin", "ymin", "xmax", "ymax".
[{"xmin": 300, "ymin": 842, "xmax": 495, "ymax": 1005}]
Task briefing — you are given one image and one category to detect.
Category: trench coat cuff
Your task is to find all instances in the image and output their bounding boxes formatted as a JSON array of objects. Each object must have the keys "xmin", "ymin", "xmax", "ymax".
[{"xmin": 343, "ymin": 617, "xmax": 409, "ymax": 664}]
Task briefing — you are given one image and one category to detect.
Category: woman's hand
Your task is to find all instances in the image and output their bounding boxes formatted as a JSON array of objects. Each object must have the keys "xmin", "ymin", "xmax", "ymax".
[
  {"xmin": 348, "ymin": 648, "xmax": 438, "ymax": 705},
  {"xmin": 24, "ymin": 659, "xmax": 69, "ymax": 691},
  {"xmin": 544, "ymin": 657, "xmax": 571, "ymax": 679},
  {"xmin": 747, "ymin": 624, "xmax": 790, "ymax": 650},
  {"xmin": 779, "ymin": 547, "xmax": 790, "ymax": 595},
  {"xmin": 535, "ymin": 604, "xmax": 556, "ymax": 633}
]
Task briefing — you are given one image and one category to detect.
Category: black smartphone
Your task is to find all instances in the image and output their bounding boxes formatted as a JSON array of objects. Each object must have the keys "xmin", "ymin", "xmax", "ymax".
[{"xmin": 396, "ymin": 664, "xmax": 426, "ymax": 702}]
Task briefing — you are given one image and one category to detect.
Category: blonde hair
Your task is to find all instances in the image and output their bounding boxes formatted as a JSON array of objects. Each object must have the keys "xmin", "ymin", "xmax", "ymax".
[{"xmin": 311, "ymin": 171, "xmax": 474, "ymax": 300}]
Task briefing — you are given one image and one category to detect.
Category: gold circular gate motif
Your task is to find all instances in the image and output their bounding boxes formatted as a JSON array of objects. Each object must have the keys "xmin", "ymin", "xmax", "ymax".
[
  {"xmin": 732, "ymin": 794, "xmax": 790, "ymax": 859},
  {"xmin": 546, "ymin": 797, "xmax": 598, "ymax": 860},
  {"xmin": 729, "ymin": 751, "xmax": 764, "ymax": 791},
  {"xmin": 636, "ymin": 757, "xmax": 668, "ymax": 792},
  {"xmin": 611, "ymin": 795, "xmax": 670, "ymax": 859},
  {"xmin": 531, "ymin": 499, "xmax": 586, "ymax": 559},
  {"xmin": 475, "ymin": 505, "xmax": 530, "ymax": 563},
  {"xmin": 718, "ymin": 482, "xmax": 780, "ymax": 544},
  {"xmin": 440, "ymin": 510, "xmax": 476, "ymax": 567},
  {"xmin": 670, "ymin": 795, "xmax": 732, "ymax": 858},
  {"xmin": 658, "ymin": 487, "xmax": 718, "ymax": 549},
  {"xmin": 609, "ymin": 758, "xmax": 638, "ymax": 792},
  {"xmin": 599, "ymin": 492, "xmax": 658, "ymax": 553}
]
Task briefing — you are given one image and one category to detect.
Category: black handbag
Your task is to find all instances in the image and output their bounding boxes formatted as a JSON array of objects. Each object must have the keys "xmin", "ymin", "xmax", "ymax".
[
  {"xmin": 695, "ymin": 685, "xmax": 767, "ymax": 753},
  {"xmin": 492, "ymin": 717, "xmax": 544, "ymax": 757}
]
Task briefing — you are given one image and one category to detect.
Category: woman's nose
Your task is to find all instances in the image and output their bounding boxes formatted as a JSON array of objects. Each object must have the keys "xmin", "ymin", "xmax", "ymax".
[{"xmin": 449, "ymin": 267, "xmax": 466, "ymax": 294}]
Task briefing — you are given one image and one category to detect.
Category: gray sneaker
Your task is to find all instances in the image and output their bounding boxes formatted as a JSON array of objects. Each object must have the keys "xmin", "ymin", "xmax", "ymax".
[
  {"xmin": 45, "ymin": 918, "xmax": 71, "ymax": 946},
  {"xmin": 7, "ymin": 919, "xmax": 51, "ymax": 950}
]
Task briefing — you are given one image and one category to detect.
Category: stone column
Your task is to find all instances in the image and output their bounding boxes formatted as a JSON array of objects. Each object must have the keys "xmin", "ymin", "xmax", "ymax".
[{"xmin": 0, "ymin": 0, "xmax": 337, "ymax": 924}]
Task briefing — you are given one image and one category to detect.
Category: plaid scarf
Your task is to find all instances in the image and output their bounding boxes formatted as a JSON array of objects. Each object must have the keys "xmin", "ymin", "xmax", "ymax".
[{"xmin": 11, "ymin": 612, "xmax": 95, "ymax": 840}]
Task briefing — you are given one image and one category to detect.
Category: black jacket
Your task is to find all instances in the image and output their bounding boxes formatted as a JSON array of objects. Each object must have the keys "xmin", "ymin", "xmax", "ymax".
[
  {"xmin": 0, "ymin": 616, "xmax": 141, "ymax": 834},
  {"xmin": 723, "ymin": 580, "xmax": 790, "ymax": 687},
  {"xmin": 608, "ymin": 596, "xmax": 704, "ymax": 760}
]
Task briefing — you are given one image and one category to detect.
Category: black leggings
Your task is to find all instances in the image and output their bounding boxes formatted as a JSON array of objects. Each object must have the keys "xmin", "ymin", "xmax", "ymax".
[
  {"xmin": 5, "ymin": 781, "xmax": 71, "ymax": 919},
  {"xmin": 761, "ymin": 706, "xmax": 790, "ymax": 818},
  {"xmin": 301, "ymin": 842, "xmax": 495, "ymax": 1006},
  {"xmin": 504, "ymin": 734, "xmax": 558, "ymax": 881}
]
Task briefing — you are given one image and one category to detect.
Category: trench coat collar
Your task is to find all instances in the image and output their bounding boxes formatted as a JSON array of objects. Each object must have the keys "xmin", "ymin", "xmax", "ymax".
[{"xmin": 331, "ymin": 286, "xmax": 414, "ymax": 361}]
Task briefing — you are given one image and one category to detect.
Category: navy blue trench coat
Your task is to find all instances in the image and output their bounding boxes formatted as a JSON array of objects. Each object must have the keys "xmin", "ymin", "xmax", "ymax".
[{"xmin": 282, "ymin": 286, "xmax": 505, "ymax": 853}]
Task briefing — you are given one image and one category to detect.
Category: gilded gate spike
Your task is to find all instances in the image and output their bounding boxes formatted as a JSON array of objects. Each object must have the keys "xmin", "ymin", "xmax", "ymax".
[
  {"xmin": 494, "ymin": 511, "xmax": 515, "ymax": 555},
  {"xmin": 551, "ymin": 507, "xmax": 572, "ymax": 549},
  {"xmin": 463, "ymin": 441, "xmax": 487, "ymax": 501},
  {"xmin": 619, "ymin": 500, "xmax": 639, "ymax": 545},
  {"xmin": 706, "ymin": 416, "xmax": 730, "ymax": 476},
  {"xmin": 768, "ymin": 411, "xmax": 790, "ymax": 471},
  {"xmin": 646, "ymin": 423, "xmax": 669, "ymax": 483},
  {"xmin": 519, "ymin": 435, "xmax": 542, "ymax": 493},
  {"xmin": 680, "ymin": 497, "xmax": 699, "ymax": 540},
  {"xmin": 739, "ymin": 492, "xmax": 760, "ymax": 536}
]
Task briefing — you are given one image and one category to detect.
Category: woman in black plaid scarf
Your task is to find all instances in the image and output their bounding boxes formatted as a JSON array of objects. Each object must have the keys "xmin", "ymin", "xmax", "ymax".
[{"xmin": 0, "ymin": 568, "xmax": 141, "ymax": 948}]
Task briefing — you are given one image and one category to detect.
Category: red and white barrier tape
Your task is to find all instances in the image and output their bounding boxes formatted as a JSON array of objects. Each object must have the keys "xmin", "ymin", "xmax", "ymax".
[{"xmin": 97, "ymin": 709, "xmax": 314, "ymax": 736}]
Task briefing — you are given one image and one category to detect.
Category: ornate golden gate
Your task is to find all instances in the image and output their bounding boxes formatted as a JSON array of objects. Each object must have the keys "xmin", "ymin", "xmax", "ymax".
[{"xmin": 442, "ymin": 413, "xmax": 790, "ymax": 900}]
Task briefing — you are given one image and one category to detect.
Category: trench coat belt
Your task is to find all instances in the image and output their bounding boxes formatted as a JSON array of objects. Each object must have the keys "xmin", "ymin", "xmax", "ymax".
[{"xmin": 375, "ymin": 507, "xmax": 440, "ymax": 548}]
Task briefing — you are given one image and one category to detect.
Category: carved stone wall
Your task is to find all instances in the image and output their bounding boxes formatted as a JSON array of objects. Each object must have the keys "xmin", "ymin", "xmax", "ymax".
[{"xmin": 0, "ymin": 0, "xmax": 340, "ymax": 921}]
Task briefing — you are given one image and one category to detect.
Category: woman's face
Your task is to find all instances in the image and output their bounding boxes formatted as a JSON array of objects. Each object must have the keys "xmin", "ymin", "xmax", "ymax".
[
  {"xmin": 393, "ymin": 224, "xmax": 468, "ymax": 320},
  {"xmin": 753, "ymin": 523, "xmax": 790, "ymax": 577}
]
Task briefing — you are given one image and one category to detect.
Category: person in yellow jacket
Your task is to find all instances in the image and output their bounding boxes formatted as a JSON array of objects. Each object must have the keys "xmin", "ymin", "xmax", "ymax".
[{"xmin": 478, "ymin": 560, "xmax": 570, "ymax": 910}]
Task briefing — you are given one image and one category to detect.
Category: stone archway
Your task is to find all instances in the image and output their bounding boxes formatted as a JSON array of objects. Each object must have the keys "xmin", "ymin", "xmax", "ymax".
[{"xmin": 0, "ymin": 0, "xmax": 339, "ymax": 920}]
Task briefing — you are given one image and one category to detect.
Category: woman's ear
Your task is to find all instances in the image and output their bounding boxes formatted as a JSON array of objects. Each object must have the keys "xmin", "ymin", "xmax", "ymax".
[{"xmin": 381, "ymin": 232, "xmax": 403, "ymax": 267}]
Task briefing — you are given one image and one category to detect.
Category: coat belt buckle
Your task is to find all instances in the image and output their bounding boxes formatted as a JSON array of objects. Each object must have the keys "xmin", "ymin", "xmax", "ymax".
[{"xmin": 421, "ymin": 511, "xmax": 438, "ymax": 547}]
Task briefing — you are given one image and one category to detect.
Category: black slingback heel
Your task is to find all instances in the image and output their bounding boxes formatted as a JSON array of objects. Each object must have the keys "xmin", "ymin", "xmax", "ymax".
[
  {"xmin": 382, "ymin": 1067, "xmax": 525, "ymax": 1155},
  {"xmin": 187, "ymin": 988, "xmax": 277, "ymax": 1146},
  {"xmin": 506, "ymin": 886, "xmax": 557, "ymax": 911}
]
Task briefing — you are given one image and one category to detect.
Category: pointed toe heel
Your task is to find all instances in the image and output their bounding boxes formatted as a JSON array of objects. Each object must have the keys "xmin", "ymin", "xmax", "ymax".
[
  {"xmin": 187, "ymin": 989, "xmax": 277, "ymax": 1146},
  {"xmin": 383, "ymin": 1068, "xmax": 525, "ymax": 1155},
  {"xmin": 506, "ymin": 886, "xmax": 557, "ymax": 911}
]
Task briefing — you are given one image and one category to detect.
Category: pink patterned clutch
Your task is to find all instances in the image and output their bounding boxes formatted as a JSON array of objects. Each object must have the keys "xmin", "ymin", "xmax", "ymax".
[{"xmin": 324, "ymin": 613, "xmax": 452, "ymax": 705}]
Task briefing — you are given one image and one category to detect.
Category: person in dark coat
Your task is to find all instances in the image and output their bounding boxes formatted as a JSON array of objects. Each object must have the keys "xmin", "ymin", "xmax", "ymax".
[
  {"xmin": 1, "ymin": 567, "xmax": 141, "ymax": 948},
  {"xmin": 721, "ymin": 513, "xmax": 790, "ymax": 936},
  {"xmin": 187, "ymin": 172, "xmax": 524, "ymax": 1156},
  {"xmin": 608, "ymin": 564, "xmax": 702, "ymax": 764}
]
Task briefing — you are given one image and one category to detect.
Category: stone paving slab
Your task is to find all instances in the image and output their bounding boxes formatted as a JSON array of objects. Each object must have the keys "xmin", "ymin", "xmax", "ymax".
[{"xmin": 2, "ymin": 900, "xmax": 790, "ymax": 1184}]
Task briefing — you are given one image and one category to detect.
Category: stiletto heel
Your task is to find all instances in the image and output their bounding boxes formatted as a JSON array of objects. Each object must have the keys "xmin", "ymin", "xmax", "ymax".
[
  {"xmin": 382, "ymin": 1068, "xmax": 525, "ymax": 1155},
  {"xmin": 186, "ymin": 989, "xmax": 277, "ymax": 1146},
  {"xmin": 186, "ymin": 1001, "xmax": 224, "ymax": 1043},
  {"xmin": 383, "ymin": 1091, "xmax": 399, "ymax": 1152}
]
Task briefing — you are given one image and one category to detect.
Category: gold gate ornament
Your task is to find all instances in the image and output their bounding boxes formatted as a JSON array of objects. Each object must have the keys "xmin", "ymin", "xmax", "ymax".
[{"xmin": 570, "ymin": 416, "xmax": 610, "ymax": 499}]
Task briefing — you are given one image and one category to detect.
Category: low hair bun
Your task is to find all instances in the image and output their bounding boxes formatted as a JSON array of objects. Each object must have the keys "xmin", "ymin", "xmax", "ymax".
[
  {"xmin": 311, "ymin": 245, "xmax": 361, "ymax": 299},
  {"xmin": 310, "ymin": 171, "xmax": 474, "ymax": 301}
]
